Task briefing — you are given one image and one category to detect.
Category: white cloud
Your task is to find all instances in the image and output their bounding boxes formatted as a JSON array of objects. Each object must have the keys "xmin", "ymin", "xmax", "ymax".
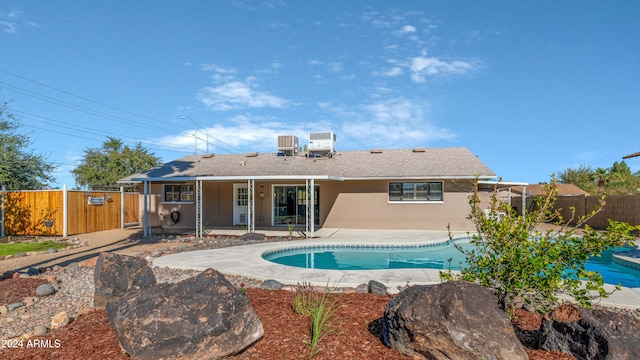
[
  {"xmin": 154, "ymin": 115, "xmax": 310, "ymax": 154},
  {"xmin": 0, "ymin": 21, "xmax": 16, "ymax": 34},
  {"xmin": 270, "ymin": 61, "xmax": 283, "ymax": 70},
  {"xmin": 7, "ymin": 9, "xmax": 22, "ymax": 17},
  {"xmin": 382, "ymin": 67, "xmax": 403, "ymax": 77},
  {"xmin": 1, "ymin": 9, "xmax": 38, "ymax": 34},
  {"xmin": 197, "ymin": 80, "xmax": 290, "ymax": 111},
  {"xmin": 268, "ymin": 21, "xmax": 289, "ymax": 28},
  {"xmin": 400, "ymin": 25, "xmax": 416, "ymax": 34},
  {"xmin": 409, "ymin": 52, "xmax": 476, "ymax": 83},
  {"xmin": 320, "ymin": 98, "xmax": 455, "ymax": 149},
  {"xmin": 329, "ymin": 62, "xmax": 343, "ymax": 72},
  {"xmin": 201, "ymin": 64, "xmax": 236, "ymax": 74},
  {"xmin": 201, "ymin": 64, "xmax": 237, "ymax": 83}
]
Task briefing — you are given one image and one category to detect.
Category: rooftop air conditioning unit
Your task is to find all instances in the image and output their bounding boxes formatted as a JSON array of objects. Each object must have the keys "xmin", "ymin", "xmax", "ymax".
[
  {"xmin": 277, "ymin": 135, "xmax": 298, "ymax": 155},
  {"xmin": 308, "ymin": 132, "xmax": 336, "ymax": 153}
]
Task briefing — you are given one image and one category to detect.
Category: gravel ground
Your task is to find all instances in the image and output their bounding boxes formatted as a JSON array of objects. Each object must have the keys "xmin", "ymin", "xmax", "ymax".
[{"xmin": 0, "ymin": 228, "xmax": 296, "ymax": 340}]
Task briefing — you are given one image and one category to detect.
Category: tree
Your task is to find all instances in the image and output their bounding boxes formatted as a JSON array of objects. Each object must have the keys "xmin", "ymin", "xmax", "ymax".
[
  {"xmin": 441, "ymin": 177, "xmax": 638, "ymax": 315},
  {"xmin": 606, "ymin": 161, "xmax": 640, "ymax": 194},
  {"xmin": 558, "ymin": 164, "xmax": 596, "ymax": 194},
  {"xmin": 72, "ymin": 137, "xmax": 162, "ymax": 189},
  {"xmin": 560, "ymin": 162, "xmax": 640, "ymax": 195},
  {"xmin": 0, "ymin": 103, "xmax": 55, "ymax": 189}
]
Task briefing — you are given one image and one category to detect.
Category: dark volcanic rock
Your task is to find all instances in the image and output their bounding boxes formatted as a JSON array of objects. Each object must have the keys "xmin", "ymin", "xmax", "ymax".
[
  {"xmin": 93, "ymin": 252, "xmax": 156, "ymax": 308},
  {"xmin": 382, "ymin": 281, "xmax": 527, "ymax": 360},
  {"xmin": 540, "ymin": 303, "xmax": 640, "ymax": 360},
  {"xmin": 106, "ymin": 268, "xmax": 263, "ymax": 360},
  {"xmin": 240, "ymin": 232, "xmax": 265, "ymax": 241},
  {"xmin": 368, "ymin": 280, "xmax": 387, "ymax": 296}
]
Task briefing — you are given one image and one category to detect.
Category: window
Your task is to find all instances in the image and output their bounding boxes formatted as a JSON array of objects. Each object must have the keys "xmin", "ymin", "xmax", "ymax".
[
  {"xmin": 237, "ymin": 186, "xmax": 248, "ymax": 206},
  {"xmin": 164, "ymin": 184, "xmax": 194, "ymax": 202},
  {"xmin": 389, "ymin": 181, "xmax": 443, "ymax": 202}
]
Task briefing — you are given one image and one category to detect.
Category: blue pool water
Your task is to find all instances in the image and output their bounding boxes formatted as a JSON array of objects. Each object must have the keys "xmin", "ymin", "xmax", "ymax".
[{"xmin": 262, "ymin": 240, "xmax": 640, "ymax": 288}]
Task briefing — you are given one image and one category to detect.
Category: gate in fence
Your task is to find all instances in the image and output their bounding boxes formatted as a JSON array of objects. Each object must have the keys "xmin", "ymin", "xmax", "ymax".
[{"xmin": 1, "ymin": 185, "xmax": 140, "ymax": 237}]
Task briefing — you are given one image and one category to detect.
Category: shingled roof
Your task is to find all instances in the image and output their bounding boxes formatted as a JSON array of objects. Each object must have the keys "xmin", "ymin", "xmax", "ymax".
[
  {"xmin": 508, "ymin": 183, "xmax": 589, "ymax": 196},
  {"xmin": 121, "ymin": 147, "xmax": 495, "ymax": 182}
]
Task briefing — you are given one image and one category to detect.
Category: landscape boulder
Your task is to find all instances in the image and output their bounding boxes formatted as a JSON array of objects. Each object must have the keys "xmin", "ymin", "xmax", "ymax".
[
  {"xmin": 93, "ymin": 252, "xmax": 157, "ymax": 308},
  {"xmin": 261, "ymin": 279, "xmax": 284, "ymax": 290},
  {"xmin": 382, "ymin": 281, "xmax": 527, "ymax": 360},
  {"xmin": 368, "ymin": 280, "xmax": 387, "ymax": 296},
  {"xmin": 106, "ymin": 268, "xmax": 263, "ymax": 360},
  {"xmin": 540, "ymin": 303, "xmax": 640, "ymax": 360},
  {"xmin": 36, "ymin": 283, "xmax": 56, "ymax": 297},
  {"xmin": 240, "ymin": 232, "xmax": 265, "ymax": 241}
]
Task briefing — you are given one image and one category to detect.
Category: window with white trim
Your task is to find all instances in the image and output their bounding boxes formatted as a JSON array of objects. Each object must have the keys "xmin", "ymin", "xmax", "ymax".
[
  {"xmin": 389, "ymin": 181, "xmax": 443, "ymax": 202},
  {"xmin": 164, "ymin": 184, "xmax": 194, "ymax": 203}
]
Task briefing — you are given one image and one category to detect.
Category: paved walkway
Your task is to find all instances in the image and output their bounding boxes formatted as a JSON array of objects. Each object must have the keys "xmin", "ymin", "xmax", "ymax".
[{"xmin": 152, "ymin": 228, "xmax": 640, "ymax": 309}]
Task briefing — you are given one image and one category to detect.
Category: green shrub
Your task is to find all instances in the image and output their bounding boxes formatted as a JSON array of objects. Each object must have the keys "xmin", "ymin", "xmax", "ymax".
[{"xmin": 441, "ymin": 177, "xmax": 638, "ymax": 315}]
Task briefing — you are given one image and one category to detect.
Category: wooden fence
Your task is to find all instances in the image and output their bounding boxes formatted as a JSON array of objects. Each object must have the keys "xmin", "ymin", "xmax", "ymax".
[{"xmin": 1, "ymin": 188, "xmax": 139, "ymax": 237}]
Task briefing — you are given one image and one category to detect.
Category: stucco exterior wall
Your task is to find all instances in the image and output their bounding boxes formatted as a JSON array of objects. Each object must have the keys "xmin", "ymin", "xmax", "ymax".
[{"xmin": 321, "ymin": 179, "xmax": 479, "ymax": 231}]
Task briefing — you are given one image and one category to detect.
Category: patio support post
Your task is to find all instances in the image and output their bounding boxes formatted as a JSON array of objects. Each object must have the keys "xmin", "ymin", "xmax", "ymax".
[
  {"xmin": 247, "ymin": 179, "xmax": 255, "ymax": 233},
  {"xmin": 195, "ymin": 180, "xmax": 202, "ymax": 239},
  {"xmin": 143, "ymin": 181, "xmax": 149, "ymax": 237},
  {"xmin": 305, "ymin": 179, "xmax": 315, "ymax": 238}
]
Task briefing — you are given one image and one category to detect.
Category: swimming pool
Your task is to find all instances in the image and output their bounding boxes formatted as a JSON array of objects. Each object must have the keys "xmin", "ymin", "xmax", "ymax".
[{"xmin": 262, "ymin": 239, "xmax": 640, "ymax": 287}]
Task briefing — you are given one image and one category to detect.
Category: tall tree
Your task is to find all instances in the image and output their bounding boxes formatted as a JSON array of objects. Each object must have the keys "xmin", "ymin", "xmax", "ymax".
[
  {"xmin": 0, "ymin": 103, "xmax": 55, "ymax": 189},
  {"xmin": 72, "ymin": 137, "xmax": 162, "ymax": 189},
  {"xmin": 558, "ymin": 164, "xmax": 596, "ymax": 194},
  {"xmin": 606, "ymin": 161, "xmax": 640, "ymax": 194},
  {"xmin": 559, "ymin": 162, "xmax": 640, "ymax": 195}
]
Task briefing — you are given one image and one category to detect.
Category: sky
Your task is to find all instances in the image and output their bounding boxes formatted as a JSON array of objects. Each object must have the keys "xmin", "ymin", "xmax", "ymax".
[{"xmin": 1, "ymin": 1, "xmax": 639, "ymax": 189}]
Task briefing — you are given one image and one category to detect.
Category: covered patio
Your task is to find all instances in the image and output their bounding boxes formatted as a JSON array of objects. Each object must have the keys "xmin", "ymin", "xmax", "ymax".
[{"xmin": 139, "ymin": 175, "xmax": 343, "ymax": 238}]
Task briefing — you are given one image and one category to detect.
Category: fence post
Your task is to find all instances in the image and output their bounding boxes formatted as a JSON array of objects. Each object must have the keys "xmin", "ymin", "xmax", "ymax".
[
  {"xmin": 1, "ymin": 185, "xmax": 5, "ymax": 238},
  {"xmin": 63, "ymin": 184, "xmax": 68, "ymax": 237}
]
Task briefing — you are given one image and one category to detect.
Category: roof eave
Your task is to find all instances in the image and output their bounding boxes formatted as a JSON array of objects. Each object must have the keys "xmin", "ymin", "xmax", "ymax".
[{"xmin": 128, "ymin": 175, "xmax": 345, "ymax": 182}]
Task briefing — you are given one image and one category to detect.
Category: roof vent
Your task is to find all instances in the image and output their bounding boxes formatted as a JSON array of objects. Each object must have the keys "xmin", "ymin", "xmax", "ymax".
[
  {"xmin": 412, "ymin": 147, "xmax": 427, "ymax": 153},
  {"xmin": 370, "ymin": 149, "xmax": 383, "ymax": 154},
  {"xmin": 201, "ymin": 153, "xmax": 214, "ymax": 158},
  {"xmin": 245, "ymin": 152, "xmax": 259, "ymax": 157}
]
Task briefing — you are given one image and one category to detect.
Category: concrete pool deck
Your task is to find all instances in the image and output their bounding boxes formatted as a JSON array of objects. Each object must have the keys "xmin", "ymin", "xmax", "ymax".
[{"xmin": 151, "ymin": 228, "xmax": 640, "ymax": 309}]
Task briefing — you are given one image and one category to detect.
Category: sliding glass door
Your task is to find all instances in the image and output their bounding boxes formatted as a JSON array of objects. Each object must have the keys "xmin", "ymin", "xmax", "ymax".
[{"xmin": 273, "ymin": 185, "xmax": 319, "ymax": 226}]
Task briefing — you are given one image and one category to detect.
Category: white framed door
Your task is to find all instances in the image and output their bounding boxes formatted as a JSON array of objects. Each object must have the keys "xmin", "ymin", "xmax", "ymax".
[{"xmin": 233, "ymin": 183, "xmax": 248, "ymax": 225}]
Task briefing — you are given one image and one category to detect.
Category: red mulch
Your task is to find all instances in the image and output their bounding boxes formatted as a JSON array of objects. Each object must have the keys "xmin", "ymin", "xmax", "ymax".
[
  {"xmin": 1, "ymin": 279, "xmax": 575, "ymax": 359},
  {"xmin": 0, "ymin": 277, "xmax": 48, "ymax": 304}
]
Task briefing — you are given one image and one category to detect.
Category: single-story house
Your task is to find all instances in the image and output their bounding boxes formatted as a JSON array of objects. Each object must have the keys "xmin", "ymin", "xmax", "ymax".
[{"xmin": 120, "ymin": 146, "xmax": 498, "ymax": 237}]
